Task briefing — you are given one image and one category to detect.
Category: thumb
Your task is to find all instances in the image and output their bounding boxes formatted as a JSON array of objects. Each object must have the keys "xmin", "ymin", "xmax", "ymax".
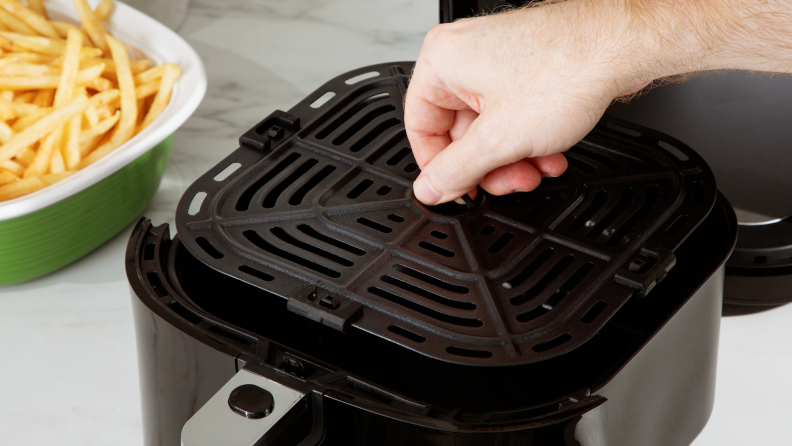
[{"xmin": 413, "ymin": 114, "xmax": 519, "ymax": 205}]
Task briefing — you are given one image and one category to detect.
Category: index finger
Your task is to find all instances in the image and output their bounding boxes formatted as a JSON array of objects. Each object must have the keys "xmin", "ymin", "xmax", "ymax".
[{"xmin": 404, "ymin": 66, "xmax": 471, "ymax": 168}]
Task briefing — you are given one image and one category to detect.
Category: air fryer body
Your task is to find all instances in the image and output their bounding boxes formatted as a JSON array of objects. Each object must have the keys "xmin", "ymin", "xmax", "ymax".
[
  {"xmin": 130, "ymin": 287, "xmax": 237, "ymax": 446},
  {"xmin": 128, "ymin": 194, "xmax": 734, "ymax": 446},
  {"xmin": 129, "ymin": 268, "xmax": 723, "ymax": 446},
  {"xmin": 580, "ymin": 268, "xmax": 723, "ymax": 446}
]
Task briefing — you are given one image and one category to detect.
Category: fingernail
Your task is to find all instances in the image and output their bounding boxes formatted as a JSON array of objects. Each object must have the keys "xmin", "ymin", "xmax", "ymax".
[
  {"xmin": 541, "ymin": 172, "xmax": 558, "ymax": 178},
  {"xmin": 413, "ymin": 175, "xmax": 442, "ymax": 204}
]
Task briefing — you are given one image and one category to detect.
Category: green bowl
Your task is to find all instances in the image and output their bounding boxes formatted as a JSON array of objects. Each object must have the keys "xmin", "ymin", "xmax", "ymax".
[{"xmin": 0, "ymin": 136, "xmax": 173, "ymax": 285}]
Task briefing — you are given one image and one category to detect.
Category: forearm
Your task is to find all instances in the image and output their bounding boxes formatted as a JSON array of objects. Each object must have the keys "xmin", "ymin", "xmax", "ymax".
[
  {"xmin": 461, "ymin": 0, "xmax": 792, "ymax": 103},
  {"xmin": 610, "ymin": 0, "xmax": 792, "ymax": 80}
]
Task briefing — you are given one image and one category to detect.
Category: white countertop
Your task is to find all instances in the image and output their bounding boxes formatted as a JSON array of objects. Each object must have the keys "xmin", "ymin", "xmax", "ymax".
[{"xmin": 1, "ymin": 1, "xmax": 791, "ymax": 444}]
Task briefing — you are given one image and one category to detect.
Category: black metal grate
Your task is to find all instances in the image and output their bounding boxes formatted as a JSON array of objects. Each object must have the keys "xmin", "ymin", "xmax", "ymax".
[{"xmin": 175, "ymin": 62, "xmax": 717, "ymax": 366}]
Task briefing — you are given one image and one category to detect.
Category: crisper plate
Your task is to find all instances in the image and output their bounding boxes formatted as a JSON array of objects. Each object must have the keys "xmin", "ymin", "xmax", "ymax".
[{"xmin": 175, "ymin": 62, "xmax": 716, "ymax": 366}]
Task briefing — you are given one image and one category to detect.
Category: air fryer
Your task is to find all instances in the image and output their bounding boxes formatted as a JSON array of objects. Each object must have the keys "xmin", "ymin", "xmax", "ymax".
[{"xmin": 126, "ymin": 62, "xmax": 737, "ymax": 446}]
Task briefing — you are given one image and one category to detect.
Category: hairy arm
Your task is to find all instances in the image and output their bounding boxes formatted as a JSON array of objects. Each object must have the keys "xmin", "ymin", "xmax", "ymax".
[
  {"xmin": 624, "ymin": 0, "xmax": 792, "ymax": 79},
  {"xmin": 405, "ymin": 0, "xmax": 792, "ymax": 205}
]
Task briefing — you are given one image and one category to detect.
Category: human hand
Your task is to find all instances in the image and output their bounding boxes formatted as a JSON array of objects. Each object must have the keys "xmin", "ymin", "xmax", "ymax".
[
  {"xmin": 405, "ymin": 0, "xmax": 792, "ymax": 205},
  {"xmin": 405, "ymin": 3, "xmax": 650, "ymax": 205}
]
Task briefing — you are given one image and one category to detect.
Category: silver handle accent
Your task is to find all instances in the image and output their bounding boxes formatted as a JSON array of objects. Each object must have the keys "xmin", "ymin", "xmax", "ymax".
[{"xmin": 182, "ymin": 369, "xmax": 305, "ymax": 446}]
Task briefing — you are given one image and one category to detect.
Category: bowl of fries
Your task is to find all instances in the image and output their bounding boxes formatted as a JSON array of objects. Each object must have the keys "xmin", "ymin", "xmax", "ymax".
[{"xmin": 0, "ymin": 0, "xmax": 205, "ymax": 285}]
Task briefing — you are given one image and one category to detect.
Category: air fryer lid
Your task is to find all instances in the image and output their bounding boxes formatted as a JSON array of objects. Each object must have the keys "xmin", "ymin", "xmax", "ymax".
[{"xmin": 175, "ymin": 62, "xmax": 718, "ymax": 366}]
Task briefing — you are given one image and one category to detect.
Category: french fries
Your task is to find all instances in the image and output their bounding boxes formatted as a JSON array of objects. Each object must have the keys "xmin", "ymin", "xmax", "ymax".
[
  {"xmin": 139, "ymin": 63, "xmax": 179, "ymax": 131},
  {"xmin": 0, "ymin": 0, "xmax": 181, "ymax": 202},
  {"xmin": 0, "ymin": 63, "xmax": 103, "ymax": 90},
  {"xmin": 0, "ymin": 9, "xmax": 36, "ymax": 36},
  {"xmin": 0, "ymin": 121, "xmax": 12, "ymax": 143},
  {"xmin": 27, "ymin": 0, "xmax": 46, "ymax": 18},
  {"xmin": 0, "ymin": 159, "xmax": 23, "ymax": 176},
  {"xmin": 0, "ymin": 171, "xmax": 72, "ymax": 201},
  {"xmin": 94, "ymin": 0, "xmax": 113, "ymax": 22},
  {"xmin": 0, "ymin": 170, "xmax": 17, "ymax": 186},
  {"xmin": 51, "ymin": 21, "xmax": 89, "ymax": 42},
  {"xmin": 0, "ymin": 0, "xmax": 59, "ymax": 39},
  {"xmin": 73, "ymin": 0, "xmax": 108, "ymax": 55},
  {"xmin": 0, "ymin": 95, "xmax": 89, "ymax": 163}
]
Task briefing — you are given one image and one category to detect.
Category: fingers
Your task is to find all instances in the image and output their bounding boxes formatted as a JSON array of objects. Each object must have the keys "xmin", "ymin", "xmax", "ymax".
[
  {"xmin": 406, "ymin": 47, "xmax": 494, "ymax": 204},
  {"xmin": 406, "ymin": 107, "xmax": 479, "ymax": 171},
  {"xmin": 404, "ymin": 95, "xmax": 454, "ymax": 168},
  {"xmin": 404, "ymin": 25, "xmax": 574, "ymax": 205},
  {"xmin": 448, "ymin": 109, "xmax": 478, "ymax": 143},
  {"xmin": 476, "ymin": 154, "xmax": 567, "ymax": 196},
  {"xmin": 406, "ymin": 67, "xmax": 489, "ymax": 205},
  {"xmin": 526, "ymin": 153, "xmax": 568, "ymax": 178},
  {"xmin": 478, "ymin": 160, "xmax": 542, "ymax": 195},
  {"xmin": 405, "ymin": 64, "xmax": 474, "ymax": 168},
  {"xmin": 413, "ymin": 115, "xmax": 518, "ymax": 204},
  {"xmin": 409, "ymin": 108, "xmax": 569, "ymax": 203}
]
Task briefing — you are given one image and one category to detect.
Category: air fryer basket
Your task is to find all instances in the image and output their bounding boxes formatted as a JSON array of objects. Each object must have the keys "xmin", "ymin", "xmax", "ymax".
[{"xmin": 127, "ymin": 62, "xmax": 737, "ymax": 446}]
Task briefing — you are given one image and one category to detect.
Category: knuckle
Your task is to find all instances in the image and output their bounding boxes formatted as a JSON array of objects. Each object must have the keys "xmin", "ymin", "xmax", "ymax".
[
  {"xmin": 472, "ymin": 119, "xmax": 521, "ymax": 165},
  {"xmin": 424, "ymin": 24, "xmax": 452, "ymax": 46}
]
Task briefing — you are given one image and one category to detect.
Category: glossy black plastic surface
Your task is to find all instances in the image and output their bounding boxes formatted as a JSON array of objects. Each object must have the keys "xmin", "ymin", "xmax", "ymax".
[
  {"xmin": 175, "ymin": 62, "xmax": 717, "ymax": 367},
  {"xmin": 128, "ymin": 243, "xmax": 238, "ymax": 446}
]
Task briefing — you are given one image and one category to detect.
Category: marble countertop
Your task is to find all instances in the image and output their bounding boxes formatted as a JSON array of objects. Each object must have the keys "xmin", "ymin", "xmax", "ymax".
[{"xmin": 1, "ymin": 1, "xmax": 791, "ymax": 444}]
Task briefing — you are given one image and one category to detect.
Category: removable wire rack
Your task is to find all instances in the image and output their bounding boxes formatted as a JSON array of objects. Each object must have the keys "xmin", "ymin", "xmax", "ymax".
[{"xmin": 175, "ymin": 62, "xmax": 717, "ymax": 366}]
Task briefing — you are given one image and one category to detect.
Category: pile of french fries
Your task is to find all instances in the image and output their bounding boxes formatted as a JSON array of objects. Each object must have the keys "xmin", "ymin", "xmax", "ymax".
[{"xmin": 0, "ymin": 0, "xmax": 180, "ymax": 202}]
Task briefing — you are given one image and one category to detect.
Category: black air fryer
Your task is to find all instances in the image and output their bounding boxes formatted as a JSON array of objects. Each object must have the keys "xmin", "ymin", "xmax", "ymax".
[{"xmin": 127, "ymin": 62, "xmax": 737, "ymax": 446}]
